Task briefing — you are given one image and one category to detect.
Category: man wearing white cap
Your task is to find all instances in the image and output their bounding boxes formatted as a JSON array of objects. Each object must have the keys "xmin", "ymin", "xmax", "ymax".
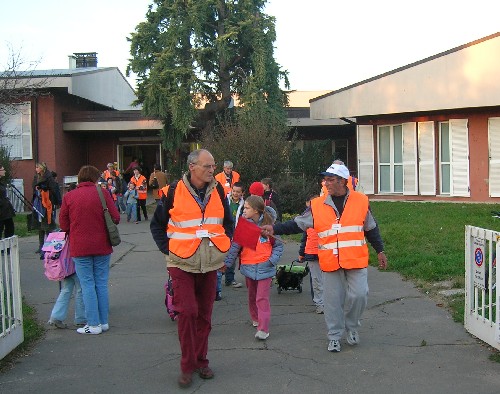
[{"xmin": 261, "ymin": 163, "xmax": 387, "ymax": 353}]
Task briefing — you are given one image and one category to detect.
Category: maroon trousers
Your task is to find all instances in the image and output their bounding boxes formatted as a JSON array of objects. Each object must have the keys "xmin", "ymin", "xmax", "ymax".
[{"xmin": 169, "ymin": 267, "xmax": 217, "ymax": 374}]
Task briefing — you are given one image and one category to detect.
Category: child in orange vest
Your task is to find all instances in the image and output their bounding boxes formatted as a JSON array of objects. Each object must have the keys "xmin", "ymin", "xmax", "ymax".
[{"xmin": 224, "ymin": 195, "xmax": 283, "ymax": 340}]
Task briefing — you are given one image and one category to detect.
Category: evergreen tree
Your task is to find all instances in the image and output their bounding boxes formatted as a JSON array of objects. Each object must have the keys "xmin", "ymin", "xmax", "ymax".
[{"xmin": 127, "ymin": 0, "xmax": 289, "ymax": 151}]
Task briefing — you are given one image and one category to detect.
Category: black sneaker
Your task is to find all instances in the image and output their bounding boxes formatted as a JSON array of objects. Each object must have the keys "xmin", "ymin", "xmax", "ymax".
[{"xmin": 215, "ymin": 291, "xmax": 222, "ymax": 301}]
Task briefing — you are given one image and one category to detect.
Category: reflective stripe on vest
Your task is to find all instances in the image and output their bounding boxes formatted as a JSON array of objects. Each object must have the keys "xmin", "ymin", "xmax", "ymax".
[
  {"xmin": 166, "ymin": 181, "xmax": 230, "ymax": 258},
  {"xmin": 130, "ymin": 175, "xmax": 147, "ymax": 199},
  {"xmin": 310, "ymin": 192, "xmax": 369, "ymax": 272}
]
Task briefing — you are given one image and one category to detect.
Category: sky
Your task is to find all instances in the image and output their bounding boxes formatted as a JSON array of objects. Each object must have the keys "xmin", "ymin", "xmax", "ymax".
[{"xmin": 1, "ymin": 0, "xmax": 499, "ymax": 92}]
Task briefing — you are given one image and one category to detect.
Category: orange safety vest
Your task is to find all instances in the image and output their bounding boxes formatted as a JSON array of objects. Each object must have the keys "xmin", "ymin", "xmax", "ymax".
[
  {"xmin": 103, "ymin": 169, "xmax": 120, "ymax": 180},
  {"xmin": 130, "ymin": 175, "xmax": 147, "ymax": 200},
  {"xmin": 304, "ymin": 227, "xmax": 319, "ymax": 255},
  {"xmin": 166, "ymin": 181, "xmax": 230, "ymax": 258},
  {"xmin": 215, "ymin": 171, "xmax": 240, "ymax": 196},
  {"xmin": 310, "ymin": 191, "xmax": 369, "ymax": 272},
  {"xmin": 240, "ymin": 236, "xmax": 273, "ymax": 265}
]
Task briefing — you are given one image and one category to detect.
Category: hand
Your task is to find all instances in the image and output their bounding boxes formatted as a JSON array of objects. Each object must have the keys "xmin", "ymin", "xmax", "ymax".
[
  {"xmin": 261, "ymin": 224, "xmax": 274, "ymax": 237},
  {"xmin": 377, "ymin": 252, "xmax": 388, "ymax": 270},
  {"xmin": 298, "ymin": 256, "xmax": 304, "ymax": 262}
]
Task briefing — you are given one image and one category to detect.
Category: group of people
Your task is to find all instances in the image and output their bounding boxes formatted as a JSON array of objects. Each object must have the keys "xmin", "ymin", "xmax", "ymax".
[
  {"xmin": 3, "ymin": 150, "xmax": 388, "ymax": 389},
  {"xmin": 149, "ymin": 148, "xmax": 388, "ymax": 388}
]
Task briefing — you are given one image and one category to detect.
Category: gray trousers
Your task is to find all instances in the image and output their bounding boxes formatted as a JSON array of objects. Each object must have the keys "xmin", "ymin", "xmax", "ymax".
[{"xmin": 323, "ymin": 268, "xmax": 368, "ymax": 341}]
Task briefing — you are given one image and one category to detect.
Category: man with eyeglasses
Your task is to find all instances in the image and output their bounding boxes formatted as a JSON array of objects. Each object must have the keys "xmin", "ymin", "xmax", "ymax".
[
  {"xmin": 215, "ymin": 160, "xmax": 240, "ymax": 196},
  {"xmin": 150, "ymin": 149, "xmax": 233, "ymax": 388},
  {"xmin": 261, "ymin": 163, "xmax": 387, "ymax": 354}
]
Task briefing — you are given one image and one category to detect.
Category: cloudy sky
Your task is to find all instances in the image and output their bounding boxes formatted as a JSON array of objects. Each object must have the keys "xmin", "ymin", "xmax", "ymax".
[{"xmin": 1, "ymin": 0, "xmax": 499, "ymax": 91}]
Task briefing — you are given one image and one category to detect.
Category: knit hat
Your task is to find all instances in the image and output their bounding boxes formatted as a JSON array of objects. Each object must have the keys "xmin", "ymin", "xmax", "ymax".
[
  {"xmin": 249, "ymin": 181, "xmax": 265, "ymax": 196},
  {"xmin": 320, "ymin": 163, "xmax": 350, "ymax": 179}
]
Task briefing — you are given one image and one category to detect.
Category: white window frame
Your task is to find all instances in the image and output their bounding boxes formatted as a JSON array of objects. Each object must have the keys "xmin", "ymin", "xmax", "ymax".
[
  {"xmin": 0, "ymin": 102, "xmax": 33, "ymax": 160},
  {"xmin": 439, "ymin": 119, "xmax": 470, "ymax": 197},
  {"xmin": 487, "ymin": 117, "xmax": 500, "ymax": 197},
  {"xmin": 377, "ymin": 124, "xmax": 404, "ymax": 194}
]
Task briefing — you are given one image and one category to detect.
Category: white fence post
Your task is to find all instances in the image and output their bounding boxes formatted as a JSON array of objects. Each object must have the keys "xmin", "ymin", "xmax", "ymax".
[
  {"xmin": 0, "ymin": 236, "xmax": 24, "ymax": 360},
  {"xmin": 464, "ymin": 226, "xmax": 499, "ymax": 350}
]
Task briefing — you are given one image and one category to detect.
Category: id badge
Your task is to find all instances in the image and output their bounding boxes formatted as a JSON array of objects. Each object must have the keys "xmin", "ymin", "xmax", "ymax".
[
  {"xmin": 196, "ymin": 229, "xmax": 209, "ymax": 238},
  {"xmin": 331, "ymin": 224, "xmax": 342, "ymax": 231}
]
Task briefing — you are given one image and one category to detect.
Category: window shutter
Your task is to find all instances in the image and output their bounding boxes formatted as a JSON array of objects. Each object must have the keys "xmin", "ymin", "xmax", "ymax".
[
  {"xmin": 402, "ymin": 122, "xmax": 417, "ymax": 195},
  {"xmin": 488, "ymin": 118, "xmax": 500, "ymax": 197},
  {"xmin": 418, "ymin": 121, "xmax": 436, "ymax": 195},
  {"xmin": 21, "ymin": 104, "xmax": 33, "ymax": 159},
  {"xmin": 449, "ymin": 119, "xmax": 470, "ymax": 197},
  {"xmin": 357, "ymin": 125, "xmax": 374, "ymax": 194}
]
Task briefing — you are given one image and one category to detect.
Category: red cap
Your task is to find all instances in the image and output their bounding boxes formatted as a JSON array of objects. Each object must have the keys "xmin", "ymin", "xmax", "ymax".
[{"xmin": 249, "ymin": 182, "xmax": 264, "ymax": 196}]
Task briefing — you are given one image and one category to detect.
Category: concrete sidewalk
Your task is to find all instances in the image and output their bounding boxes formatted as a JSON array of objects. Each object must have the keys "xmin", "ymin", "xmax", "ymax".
[{"xmin": 1, "ymin": 218, "xmax": 499, "ymax": 393}]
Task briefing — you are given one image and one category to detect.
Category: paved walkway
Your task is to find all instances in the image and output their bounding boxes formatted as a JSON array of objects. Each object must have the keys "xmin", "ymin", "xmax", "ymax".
[{"xmin": 1, "ymin": 218, "xmax": 499, "ymax": 393}]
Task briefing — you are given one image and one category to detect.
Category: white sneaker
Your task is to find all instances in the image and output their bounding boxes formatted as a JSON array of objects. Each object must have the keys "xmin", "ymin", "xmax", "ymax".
[
  {"xmin": 231, "ymin": 281, "xmax": 242, "ymax": 288},
  {"xmin": 346, "ymin": 330, "xmax": 359, "ymax": 345},
  {"xmin": 100, "ymin": 323, "xmax": 109, "ymax": 332},
  {"xmin": 77, "ymin": 324, "xmax": 102, "ymax": 335},
  {"xmin": 327, "ymin": 340, "xmax": 341, "ymax": 352},
  {"xmin": 255, "ymin": 330, "xmax": 269, "ymax": 340},
  {"xmin": 315, "ymin": 305, "xmax": 324, "ymax": 314},
  {"xmin": 252, "ymin": 321, "xmax": 258, "ymax": 327}
]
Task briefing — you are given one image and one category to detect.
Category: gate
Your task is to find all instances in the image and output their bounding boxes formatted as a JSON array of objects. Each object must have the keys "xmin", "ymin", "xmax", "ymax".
[
  {"xmin": 0, "ymin": 236, "xmax": 24, "ymax": 360},
  {"xmin": 464, "ymin": 226, "xmax": 499, "ymax": 350}
]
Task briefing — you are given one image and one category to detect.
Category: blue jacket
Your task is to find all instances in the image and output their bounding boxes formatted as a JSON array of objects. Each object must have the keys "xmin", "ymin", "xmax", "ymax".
[{"xmin": 224, "ymin": 216, "xmax": 284, "ymax": 280}]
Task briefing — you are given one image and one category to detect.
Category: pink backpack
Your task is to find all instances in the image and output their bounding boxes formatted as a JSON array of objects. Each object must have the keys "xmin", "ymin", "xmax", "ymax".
[{"xmin": 42, "ymin": 232, "xmax": 75, "ymax": 281}]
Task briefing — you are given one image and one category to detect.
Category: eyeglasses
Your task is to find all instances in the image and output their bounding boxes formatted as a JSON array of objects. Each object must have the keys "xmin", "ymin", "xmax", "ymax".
[
  {"xmin": 194, "ymin": 163, "xmax": 217, "ymax": 170},
  {"xmin": 323, "ymin": 177, "xmax": 341, "ymax": 184}
]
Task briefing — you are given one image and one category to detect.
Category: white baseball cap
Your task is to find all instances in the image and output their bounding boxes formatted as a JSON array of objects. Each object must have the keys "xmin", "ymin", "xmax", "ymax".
[{"xmin": 320, "ymin": 163, "xmax": 350, "ymax": 179}]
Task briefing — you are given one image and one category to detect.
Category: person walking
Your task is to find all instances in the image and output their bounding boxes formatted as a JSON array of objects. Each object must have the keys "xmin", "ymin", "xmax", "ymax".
[
  {"xmin": 130, "ymin": 167, "xmax": 148, "ymax": 221},
  {"xmin": 214, "ymin": 160, "xmax": 240, "ymax": 196},
  {"xmin": 150, "ymin": 149, "xmax": 233, "ymax": 388},
  {"xmin": 298, "ymin": 194, "xmax": 324, "ymax": 314},
  {"xmin": 0, "ymin": 165, "xmax": 15, "ymax": 239},
  {"xmin": 223, "ymin": 195, "xmax": 283, "ymax": 341},
  {"xmin": 32, "ymin": 162, "xmax": 60, "ymax": 256},
  {"xmin": 261, "ymin": 178, "xmax": 282, "ymax": 222},
  {"xmin": 123, "ymin": 182, "xmax": 139, "ymax": 223},
  {"xmin": 149, "ymin": 163, "xmax": 168, "ymax": 203},
  {"xmin": 262, "ymin": 163, "xmax": 387, "ymax": 353},
  {"xmin": 59, "ymin": 165, "xmax": 120, "ymax": 335}
]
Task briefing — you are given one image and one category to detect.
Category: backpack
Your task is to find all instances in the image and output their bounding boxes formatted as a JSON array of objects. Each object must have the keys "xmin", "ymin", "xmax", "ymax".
[{"xmin": 42, "ymin": 231, "xmax": 75, "ymax": 281}]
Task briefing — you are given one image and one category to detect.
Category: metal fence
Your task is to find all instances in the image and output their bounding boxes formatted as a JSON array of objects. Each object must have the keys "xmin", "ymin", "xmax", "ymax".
[
  {"xmin": 0, "ymin": 236, "xmax": 24, "ymax": 360},
  {"xmin": 464, "ymin": 226, "xmax": 499, "ymax": 350}
]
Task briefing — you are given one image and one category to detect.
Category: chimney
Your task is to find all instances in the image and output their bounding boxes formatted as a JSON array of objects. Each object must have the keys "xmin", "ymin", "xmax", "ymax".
[
  {"xmin": 68, "ymin": 55, "xmax": 77, "ymax": 69},
  {"xmin": 72, "ymin": 52, "xmax": 98, "ymax": 68}
]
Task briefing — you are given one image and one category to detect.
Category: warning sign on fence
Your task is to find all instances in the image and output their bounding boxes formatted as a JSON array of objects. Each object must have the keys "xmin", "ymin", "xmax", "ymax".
[{"xmin": 472, "ymin": 236, "xmax": 486, "ymax": 290}]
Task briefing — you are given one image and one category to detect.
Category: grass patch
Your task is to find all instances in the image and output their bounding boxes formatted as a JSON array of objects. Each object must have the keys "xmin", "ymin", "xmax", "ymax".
[
  {"xmin": 13, "ymin": 213, "xmax": 33, "ymax": 238},
  {"xmin": 0, "ymin": 301, "xmax": 45, "ymax": 371}
]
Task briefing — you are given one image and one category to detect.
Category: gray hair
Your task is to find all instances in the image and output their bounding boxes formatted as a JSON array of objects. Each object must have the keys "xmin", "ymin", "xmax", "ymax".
[
  {"xmin": 187, "ymin": 149, "xmax": 210, "ymax": 166},
  {"xmin": 223, "ymin": 160, "xmax": 233, "ymax": 168},
  {"xmin": 333, "ymin": 159, "xmax": 345, "ymax": 165}
]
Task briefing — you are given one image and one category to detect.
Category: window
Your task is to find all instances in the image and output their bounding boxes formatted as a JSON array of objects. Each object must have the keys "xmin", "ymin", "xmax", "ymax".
[
  {"xmin": 439, "ymin": 122, "xmax": 451, "ymax": 194},
  {"xmin": 378, "ymin": 125, "xmax": 403, "ymax": 193},
  {"xmin": 0, "ymin": 102, "xmax": 33, "ymax": 159},
  {"xmin": 439, "ymin": 119, "xmax": 469, "ymax": 197}
]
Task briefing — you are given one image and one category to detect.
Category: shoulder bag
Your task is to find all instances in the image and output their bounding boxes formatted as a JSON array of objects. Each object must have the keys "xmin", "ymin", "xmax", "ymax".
[{"xmin": 96, "ymin": 186, "xmax": 121, "ymax": 246}]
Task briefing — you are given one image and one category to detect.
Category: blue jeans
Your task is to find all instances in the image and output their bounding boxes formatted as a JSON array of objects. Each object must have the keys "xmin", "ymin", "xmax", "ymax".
[
  {"xmin": 117, "ymin": 194, "xmax": 126, "ymax": 212},
  {"xmin": 224, "ymin": 259, "xmax": 236, "ymax": 284},
  {"xmin": 50, "ymin": 274, "xmax": 86, "ymax": 324},
  {"xmin": 216, "ymin": 271, "xmax": 222, "ymax": 293},
  {"xmin": 74, "ymin": 254, "xmax": 111, "ymax": 326},
  {"xmin": 126, "ymin": 203, "xmax": 137, "ymax": 221}
]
